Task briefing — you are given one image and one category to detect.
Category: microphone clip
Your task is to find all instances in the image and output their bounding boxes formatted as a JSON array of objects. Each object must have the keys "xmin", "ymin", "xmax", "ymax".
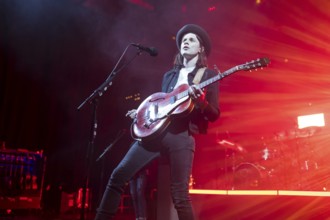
[{"xmin": 131, "ymin": 43, "xmax": 158, "ymax": 57}]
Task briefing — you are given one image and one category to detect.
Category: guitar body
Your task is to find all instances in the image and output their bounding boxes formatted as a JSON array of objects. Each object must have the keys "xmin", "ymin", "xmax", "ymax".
[{"xmin": 133, "ymin": 84, "xmax": 194, "ymax": 141}]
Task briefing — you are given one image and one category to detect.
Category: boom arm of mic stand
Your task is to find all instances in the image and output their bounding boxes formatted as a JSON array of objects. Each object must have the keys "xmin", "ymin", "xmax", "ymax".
[
  {"xmin": 76, "ymin": 78, "xmax": 114, "ymax": 111},
  {"xmin": 77, "ymin": 44, "xmax": 139, "ymax": 111}
]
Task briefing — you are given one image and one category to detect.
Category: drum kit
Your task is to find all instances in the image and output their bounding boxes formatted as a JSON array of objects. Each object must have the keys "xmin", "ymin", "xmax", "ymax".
[{"xmin": 216, "ymin": 126, "xmax": 323, "ymax": 190}]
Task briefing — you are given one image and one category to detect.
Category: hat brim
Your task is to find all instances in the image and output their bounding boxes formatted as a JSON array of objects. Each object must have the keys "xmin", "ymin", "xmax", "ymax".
[{"xmin": 176, "ymin": 24, "xmax": 211, "ymax": 56}]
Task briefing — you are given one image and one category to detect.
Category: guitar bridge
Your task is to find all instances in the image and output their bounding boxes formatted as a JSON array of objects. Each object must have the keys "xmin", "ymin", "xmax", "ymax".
[{"xmin": 143, "ymin": 119, "xmax": 154, "ymax": 129}]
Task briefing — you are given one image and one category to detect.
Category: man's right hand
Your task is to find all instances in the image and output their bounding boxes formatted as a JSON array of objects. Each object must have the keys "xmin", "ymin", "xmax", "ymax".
[{"xmin": 125, "ymin": 109, "xmax": 137, "ymax": 119}]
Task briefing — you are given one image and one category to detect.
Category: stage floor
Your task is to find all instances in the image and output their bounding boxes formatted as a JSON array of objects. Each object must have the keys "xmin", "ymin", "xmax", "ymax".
[
  {"xmin": 0, "ymin": 211, "xmax": 134, "ymax": 220},
  {"xmin": 2, "ymin": 191, "xmax": 330, "ymax": 220}
]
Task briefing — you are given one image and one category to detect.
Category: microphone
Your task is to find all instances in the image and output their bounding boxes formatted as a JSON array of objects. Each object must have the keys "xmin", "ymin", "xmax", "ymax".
[{"xmin": 131, "ymin": 43, "xmax": 158, "ymax": 56}]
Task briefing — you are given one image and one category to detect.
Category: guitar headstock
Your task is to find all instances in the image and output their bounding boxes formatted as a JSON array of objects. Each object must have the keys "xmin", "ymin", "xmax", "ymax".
[{"xmin": 240, "ymin": 57, "xmax": 270, "ymax": 71}]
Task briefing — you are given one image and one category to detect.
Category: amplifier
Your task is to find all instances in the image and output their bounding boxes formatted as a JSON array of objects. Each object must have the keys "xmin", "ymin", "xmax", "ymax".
[{"xmin": 0, "ymin": 149, "xmax": 46, "ymax": 209}]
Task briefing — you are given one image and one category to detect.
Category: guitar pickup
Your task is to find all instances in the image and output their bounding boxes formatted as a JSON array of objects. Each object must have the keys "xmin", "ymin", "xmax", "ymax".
[
  {"xmin": 170, "ymin": 96, "xmax": 177, "ymax": 104},
  {"xmin": 154, "ymin": 103, "xmax": 158, "ymax": 115}
]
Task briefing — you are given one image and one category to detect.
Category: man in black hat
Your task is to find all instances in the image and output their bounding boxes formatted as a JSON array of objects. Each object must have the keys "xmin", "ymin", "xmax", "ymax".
[{"xmin": 95, "ymin": 24, "xmax": 220, "ymax": 220}]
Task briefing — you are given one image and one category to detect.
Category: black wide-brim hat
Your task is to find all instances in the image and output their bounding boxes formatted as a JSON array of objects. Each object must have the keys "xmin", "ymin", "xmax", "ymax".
[{"xmin": 176, "ymin": 24, "xmax": 211, "ymax": 56}]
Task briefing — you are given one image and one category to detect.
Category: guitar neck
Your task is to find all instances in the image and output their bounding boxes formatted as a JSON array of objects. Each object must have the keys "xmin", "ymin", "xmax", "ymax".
[
  {"xmin": 197, "ymin": 66, "xmax": 239, "ymax": 90},
  {"xmin": 176, "ymin": 57, "xmax": 270, "ymax": 100}
]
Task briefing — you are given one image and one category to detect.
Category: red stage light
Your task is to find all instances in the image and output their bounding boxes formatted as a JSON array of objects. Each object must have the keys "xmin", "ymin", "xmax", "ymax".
[{"xmin": 208, "ymin": 6, "xmax": 216, "ymax": 12}]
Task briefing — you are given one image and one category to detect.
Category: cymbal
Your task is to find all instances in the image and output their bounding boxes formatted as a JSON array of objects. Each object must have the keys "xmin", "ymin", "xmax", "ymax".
[
  {"xmin": 217, "ymin": 139, "xmax": 247, "ymax": 153},
  {"xmin": 273, "ymin": 131, "xmax": 287, "ymax": 141},
  {"xmin": 296, "ymin": 126, "xmax": 321, "ymax": 138}
]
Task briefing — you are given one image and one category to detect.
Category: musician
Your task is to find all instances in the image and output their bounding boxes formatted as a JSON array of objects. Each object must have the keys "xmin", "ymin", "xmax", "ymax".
[{"xmin": 95, "ymin": 24, "xmax": 220, "ymax": 220}]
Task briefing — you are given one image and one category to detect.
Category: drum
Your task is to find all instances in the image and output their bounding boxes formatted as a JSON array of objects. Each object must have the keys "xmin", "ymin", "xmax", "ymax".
[
  {"xmin": 260, "ymin": 148, "xmax": 276, "ymax": 161},
  {"xmin": 233, "ymin": 163, "xmax": 266, "ymax": 190}
]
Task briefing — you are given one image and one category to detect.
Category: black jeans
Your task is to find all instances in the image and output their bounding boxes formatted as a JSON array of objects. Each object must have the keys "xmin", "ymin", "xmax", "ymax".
[{"xmin": 95, "ymin": 130, "xmax": 195, "ymax": 220}]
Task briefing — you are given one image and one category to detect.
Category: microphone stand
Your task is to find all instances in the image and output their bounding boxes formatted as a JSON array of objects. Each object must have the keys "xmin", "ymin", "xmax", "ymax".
[
  {"xmin": 76, "ymin": 44, "xmax": 142, "ymax": 220},
  {"xmin": 96, "ymin": 129, "xmax": 126, "ymax": 162}
]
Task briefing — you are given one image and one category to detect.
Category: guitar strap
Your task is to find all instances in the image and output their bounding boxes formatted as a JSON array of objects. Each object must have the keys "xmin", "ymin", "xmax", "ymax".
[{"xmin": 192, "ymin": 67, "xmax": 207, "ymax": 85}]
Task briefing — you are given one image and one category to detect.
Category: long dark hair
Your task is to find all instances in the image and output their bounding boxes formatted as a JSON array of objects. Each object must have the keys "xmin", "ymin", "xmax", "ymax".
[{"xmin": 173, "ymin": 35, "xmax": 208, "ymax": 69}]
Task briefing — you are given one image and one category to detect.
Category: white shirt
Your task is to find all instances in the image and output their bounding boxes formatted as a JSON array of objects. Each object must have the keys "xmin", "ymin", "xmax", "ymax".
[{"xmin": 174, "ymin": 66, "xmax": 195, "ymax": 89}]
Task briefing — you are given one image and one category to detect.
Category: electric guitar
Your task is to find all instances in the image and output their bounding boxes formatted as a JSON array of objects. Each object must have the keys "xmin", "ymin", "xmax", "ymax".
[{"xmin": 132, "ymin": 57, "xmax": 270, "ymax": 141}]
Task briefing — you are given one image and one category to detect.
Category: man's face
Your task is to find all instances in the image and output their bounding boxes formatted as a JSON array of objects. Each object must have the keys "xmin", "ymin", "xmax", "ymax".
[{"xmin": 180, "ymin": 33, "xmax": 202, "ymax": 58}]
